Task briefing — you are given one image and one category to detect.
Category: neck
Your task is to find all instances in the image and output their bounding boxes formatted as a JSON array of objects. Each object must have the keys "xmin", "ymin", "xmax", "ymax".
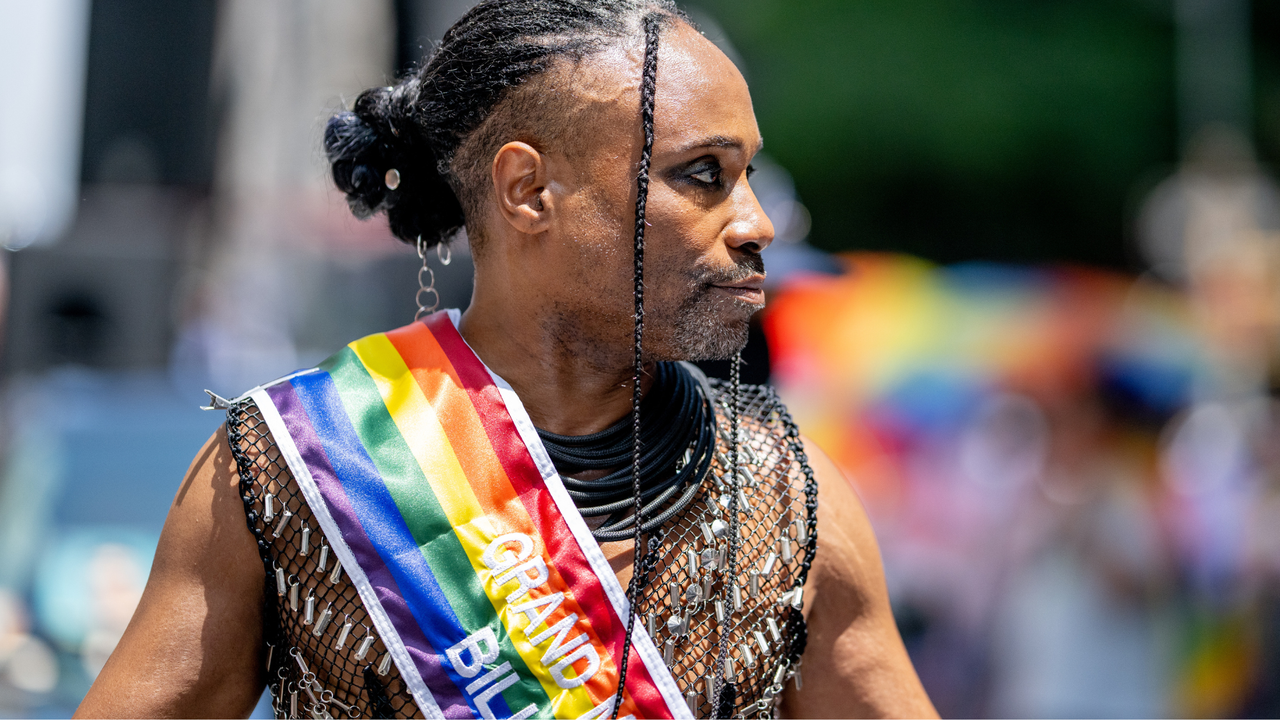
[{"xmin": 458, "ymin": 287, "xmax": 652, "ymax": 437}]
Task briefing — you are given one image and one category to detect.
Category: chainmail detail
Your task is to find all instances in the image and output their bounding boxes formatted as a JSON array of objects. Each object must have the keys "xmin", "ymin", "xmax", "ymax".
[{"xmin": 228, "ymin": 382, "xmax": 818, "ymax": 719}]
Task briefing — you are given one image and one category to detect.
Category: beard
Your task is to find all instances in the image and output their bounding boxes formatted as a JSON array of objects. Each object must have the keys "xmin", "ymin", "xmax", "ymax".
[{"xmin": 649, "ymin": 251, "xmax": 766, "ymax": 362}]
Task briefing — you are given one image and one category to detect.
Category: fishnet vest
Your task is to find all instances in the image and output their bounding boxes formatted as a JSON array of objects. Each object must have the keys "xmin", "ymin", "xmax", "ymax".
[{"xmin": 228, "ymin": 381, "xmax": 818, "ymax": 719}]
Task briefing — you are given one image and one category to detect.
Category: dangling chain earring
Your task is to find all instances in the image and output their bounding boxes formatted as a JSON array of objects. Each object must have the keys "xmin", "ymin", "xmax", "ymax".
[{"xmin": 415, "ymin": 235, "xmax": 440, "ymax": 320}]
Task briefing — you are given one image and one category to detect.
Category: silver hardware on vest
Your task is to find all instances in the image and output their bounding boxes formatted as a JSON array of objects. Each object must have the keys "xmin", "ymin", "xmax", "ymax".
[
  {"xmin": 715, "ymin": 600, "xmax": 726, "ymax": 624},
  {"xmin": 276, "ymin": 566, "xmax": 286, "ymax": 596},
  {"xmin": 710, "ymin": 518, "xmax": 728, "ymax": 539},
  {"xmin": 754, "ymin": 629, "xmax": 770, "ymax": 655},
  {"xmin": 329, "ymin": 561, "xmax": 342, "ymax": 584},
  {"xmin": 289, "ymin": 580, "xmax": 300, "ymax": 612},
  {"xmin": 646, "ymin": 613, "xmax": 657, "ymax": 638},
  {"xmin": 749, "ymin": 569, "xmax": 761, "ymax": 598},
  {"xmin": 767, "ymin": 616, "xmax": 782, "ymax": 644},
  {"xmin": 355, "ymin": 633, "xmax": 376, "ymax": 661},
  {"xmin": 274, "ymin": 509, "xmax": 292, "ymax": 538},
  {"xmin": 304, "ymin": 593, "xmax": 316, "ymax": 625},
  {"xmin": 741, "ymin": 643, "xmax": 756, "ymax": 668},
  {"xmin": 377, "ymin": 651, "xmax": 393, "ymax": 676},
  {"xmin": 335, "ymin": 617, "xmax": 353, "ymax": 649},
  {"xmin": 266, "ymin": 643, "xmax": 274, "ymax": 672},
  {"xmin": 663, "ymin": 639, "xmax": 675, "ymax": 666},
  {"xmin": 300, "ymin": 527, "xmax": 311, "ymax": 556},
  {"xmin": 312, "ymin": 604, "xmax": 333, "ymax": 636},
  {"xmin": 732, "ymin": 583, "xmax": 743, "ymax": 612},
  {"xmin": 702, "ymin": 574, "xmax": 714, "ymax": 600},
  {"xmin": 264, "ymin": 493, "xmax": 275, "ymax": 522},
  {"xmin": 761, "ymin": 551, "xmax": 777, "ymax": 577},
  {"xmin": 686, "ymin": 549, "xmax": 698, "ymax": 574},
  {"xmin": 701, "ymin": 548, "xmax": 715, "ymax": 570},
  {"xmin": 791, "ymin": 586, "xmax": 804, "ymax": 610},
  {"xmin": 686, "ymin": 691, "xmax": 698, "ymax": 714},
  {"xmin": 317, "ymin": 543, "xmax": 329, "ymax": 573},
  {"xmin": 781, "ymin": 535, "xmax": 793, "ymax": 564},
  {"xmin": 795, "ymin": 518, "xmax": 808, "ymax": 545},
  {"xmin": 700, "ymin": 521, "xmax": 715, "ymax": 546}
]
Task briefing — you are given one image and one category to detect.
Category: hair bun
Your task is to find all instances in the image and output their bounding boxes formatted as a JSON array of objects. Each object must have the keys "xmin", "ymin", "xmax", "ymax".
[{"xmin": 324, "ymin": 85, "xmax": 465, "ymax": 246}]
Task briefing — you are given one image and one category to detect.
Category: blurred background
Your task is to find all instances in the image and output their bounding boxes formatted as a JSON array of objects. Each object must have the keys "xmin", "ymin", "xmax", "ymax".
[{"xmin": 1, "ymin": 0, "xmax": 1278, "ymax": 716}]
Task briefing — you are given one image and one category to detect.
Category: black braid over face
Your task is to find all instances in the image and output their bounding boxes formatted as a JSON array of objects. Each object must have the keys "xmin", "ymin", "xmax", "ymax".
[{"xmin": 324, "ymin": 0, "xmax": 684, "ymax": 248}]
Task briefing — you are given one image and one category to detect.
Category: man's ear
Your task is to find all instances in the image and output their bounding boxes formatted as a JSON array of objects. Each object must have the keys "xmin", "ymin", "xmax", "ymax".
[{"xmin": 492, "ymin": 141, "xmax": 552, "ymax": 234}]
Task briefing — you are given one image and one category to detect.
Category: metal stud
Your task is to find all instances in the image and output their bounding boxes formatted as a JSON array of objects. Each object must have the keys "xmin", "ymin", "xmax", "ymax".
[
  {"xmin": 732, "ymin": 583, "xmax": 743, "ymax": 612},
  {"xmin": 686, "ymin": 549, "xmax": 698, "ymax": 574},
  {"xmin": 711, "ymin": 518, "xmax": 728, "ymax": 539},
  {"xmin": 666, "ymin": 614, "xmax": 683, "ymax": 635},
  {"xmin": 276, "ymin": 566, "xmax": 286, "ymax": 596},
  {"xmin": 274, "ymin": 509, "xmax": 292, "ymax": 538},
  {"xmin": 312, "ymin": 604, "xmax": 333, "ymax": 636},
  {"xmin": 264, "ymin": 493, "xmax": 275, "ymax": 522},
  {"xmin": 355, "ymin": 633, "xmax": 376, "ymax": 660},
  {"xmin": 686, "ymin": 691, "xmax": 698, "ymax": 714},
  {"xmin": 767, "ymin": 617, "xmax": 782, "ymax": 644},
  {"xmin": 377, "ymin": 651, "xmax": 393, "ymax": 676},
  {"xmin": 717, "ymin": 546, "xmax": 727, "ymax": 571},
  {"xmin": 701, "ymin": 548, "xmax": 715, "ymax": 570},
  {"xmin": 791, "ymin": 586, "xmax": 805, "ymax": 610},
  {"xmin": 749, "ymin": 569, "xmax": 761, "ymax": 598},
  {"xmin": 317, "ymin": 543, "xmax": 329, "ymax": 573},
  {"xmin": 781, "ymin": 535, "xmax": 793, "ymax": 564},
  {"xmin": 304, "ymin": 593, "xmax": 316, "ymax": 625},
  {"xmin": 725, "ymin": 655, "xmax": 737, "ymax": 682},
  {"xmin": 714, "ymin": 600, "xmax": 726, "ymax": 624},
  {"xmin": 329, "ymin": 561, "xmax": 342, "ymax": 584},
  {"xmin": 737, "ymin": 489, "xmax": 751, "ymax": 513},
  {"xmin": 646, "ymin": 613, "xmax": 657, "ymax": 638},
  {"xmin": 754, "ymin": 629, "xmax": 770, "ymax": 655},
  {"xmin": 335, "ymin": 617, "xmax": 353, "ymax": 649},
  {"xmin": 300, "ymin": 527, "xmax": 311, "ymax": 556},
  {"xmin": 699, "ymin": 521, "xmax": 714, "ymax": 546},
  {"xmin": 685, "ymin": 584, "xmax": 701, "ymax": 606},
  {"xmin": 663, "ymin": 639, "xmax": 675, "ymax": 666},
  {"xmin": 773, "ymin": 662, "xmax": 788, "ymax": 687},
  {"xmin": 702, "ymin": 575, "xmax": 714, "ymax": 600},
  {"xmin": 708, "ymin": 497, "xmax": 722, "ymax": 517},
  {"xmin": 761, "ymin": 551, "xmax": 778, "ymax": 577},
  {"xmin": 705, "ymin": 678, "xmax": 718, "ymax": 707},
  {"xmin": 741, "ymin": 643, "xmax": 756, "ymax": 668},
  {"xmin": 795, "ymin": 519, "xmax": 808, "ymax": 545},
  {"xmin": 289, "ymin": 580, "xmax": 300, "ymax": 612},
  {"xmin": 291, "ymin": 690, "xmax": 298, "ymax": 718},
  {"xmin": 794, "ymin": 668, "xmax": 803, "ymax": 690}
]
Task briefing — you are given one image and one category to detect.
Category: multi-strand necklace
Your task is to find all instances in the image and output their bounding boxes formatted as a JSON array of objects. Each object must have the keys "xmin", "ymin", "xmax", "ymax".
[{"xmin": 535, "ymin": 361, "xmax": 716, "ymax": 542}]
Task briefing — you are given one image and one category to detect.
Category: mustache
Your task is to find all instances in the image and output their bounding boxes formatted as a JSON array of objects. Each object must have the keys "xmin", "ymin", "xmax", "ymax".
[{"xmin": 689, "ymin": 252, "xmax": 765, "ymax": 287}]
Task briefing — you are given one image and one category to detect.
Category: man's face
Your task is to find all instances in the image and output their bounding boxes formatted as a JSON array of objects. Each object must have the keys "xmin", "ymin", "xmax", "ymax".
[{"xmin": 537, "ymin": 20, "xmax": 774, "ymax": 364}]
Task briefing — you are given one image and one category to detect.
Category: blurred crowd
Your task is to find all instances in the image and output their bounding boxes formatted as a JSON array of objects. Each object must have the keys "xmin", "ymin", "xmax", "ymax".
[{"xmin": 765, "ymin": 129, "xmax": 1280, "ymax": 717}]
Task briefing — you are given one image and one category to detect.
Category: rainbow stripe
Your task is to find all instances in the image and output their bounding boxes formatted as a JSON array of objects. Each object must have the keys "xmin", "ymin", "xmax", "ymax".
[{"xmin": 251, "ymin": 311, "xmax": 686, "ymax": 719}]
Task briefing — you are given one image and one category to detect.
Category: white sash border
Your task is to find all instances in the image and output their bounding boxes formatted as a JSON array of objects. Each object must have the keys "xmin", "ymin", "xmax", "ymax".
[{"xmin": 251, "ymin": 379, "xmax": 446, "ymax": 720}]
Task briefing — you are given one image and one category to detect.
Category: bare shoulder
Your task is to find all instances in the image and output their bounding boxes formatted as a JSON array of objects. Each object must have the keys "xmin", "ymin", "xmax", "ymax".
[
  {"xmin": 76, "ymin": 426, "xmax": 267, "ymax": 718},
  {"xmin": 781, "ymin": 436, "xmax": 937, "ymax": 719}
]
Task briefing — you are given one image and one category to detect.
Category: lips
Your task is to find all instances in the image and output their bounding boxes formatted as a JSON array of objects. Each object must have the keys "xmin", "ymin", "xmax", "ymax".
[{"xmin": 711, "ymin": 275, "xmax": 766, "ymax": 305}]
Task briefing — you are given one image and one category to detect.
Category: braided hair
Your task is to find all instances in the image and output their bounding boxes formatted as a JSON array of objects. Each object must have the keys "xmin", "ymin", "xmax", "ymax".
[
  {"xmin": 324, "ymin": 0, "xmax": 683, "ymax": 249},
  {"xmin": 325, "ymin": 2, "xmax": 751, "ymax": 716}
]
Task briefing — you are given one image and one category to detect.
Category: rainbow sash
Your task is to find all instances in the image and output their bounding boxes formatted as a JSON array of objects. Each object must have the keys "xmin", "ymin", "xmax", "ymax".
[{"xmin": 250, "ymin": 310, "xmax": 688, "ymax": 719}]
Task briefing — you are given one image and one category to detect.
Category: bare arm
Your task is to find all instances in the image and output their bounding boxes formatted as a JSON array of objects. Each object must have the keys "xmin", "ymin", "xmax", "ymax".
[
  {"xmin": 76, "ymin": 427, "xmax": 267, "ymax": 718},
  {"xmin": 782, "ymin": 438, "xmax": 937, "ymax": 719}
]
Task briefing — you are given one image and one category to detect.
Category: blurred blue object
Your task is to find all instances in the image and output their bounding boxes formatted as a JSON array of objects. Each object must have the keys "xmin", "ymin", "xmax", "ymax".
[{"xmin": 0, "ymin": 367, "xmax": 222, "ymax": 713}]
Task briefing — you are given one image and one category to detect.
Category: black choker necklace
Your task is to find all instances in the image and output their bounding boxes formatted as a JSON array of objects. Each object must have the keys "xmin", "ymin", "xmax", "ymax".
[{"xmin": 536, "ymin": 362, "xmax": 715, "ymax": 542}]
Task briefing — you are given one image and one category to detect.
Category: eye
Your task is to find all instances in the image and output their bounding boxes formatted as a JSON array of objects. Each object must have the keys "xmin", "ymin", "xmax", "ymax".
[{"xmin": 690, "ymin": 166, "xmax": 721, "ymax": 185}]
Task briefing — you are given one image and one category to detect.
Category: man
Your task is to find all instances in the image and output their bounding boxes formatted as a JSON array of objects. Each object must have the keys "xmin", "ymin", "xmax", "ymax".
[{"xmin": 77, "ymin": 1, "xmax": 935, "ymax": 717}]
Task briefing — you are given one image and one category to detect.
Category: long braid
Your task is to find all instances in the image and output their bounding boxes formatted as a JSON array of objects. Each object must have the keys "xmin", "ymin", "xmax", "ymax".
[
  {"xmin": 612, "ymin": 13, "xmax": 662, "ymax": 718},
  {"xmin": 712, "ymin": 353, "xmax": 743, "ymax": 716}
]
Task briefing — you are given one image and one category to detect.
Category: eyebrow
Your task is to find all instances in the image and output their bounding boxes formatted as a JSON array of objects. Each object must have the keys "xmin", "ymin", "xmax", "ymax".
[{"xmin": 673, "ymin": 135, "xmax": 765, "ymax": 155}]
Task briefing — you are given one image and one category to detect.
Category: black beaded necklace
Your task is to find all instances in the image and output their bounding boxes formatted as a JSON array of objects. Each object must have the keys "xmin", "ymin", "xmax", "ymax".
[{"xmin": 535, "ymin": 361, "xmax": 715, "ymax": 542}]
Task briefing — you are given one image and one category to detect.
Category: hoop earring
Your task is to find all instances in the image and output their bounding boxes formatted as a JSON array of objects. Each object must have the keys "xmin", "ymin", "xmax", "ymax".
[
  {"xmin": 415, "ymin": 236, "xmax": 439, "ymax": 321},
  {"xmin": 436, "ymin": 241, "xmax": 451, "ymax": 266}
]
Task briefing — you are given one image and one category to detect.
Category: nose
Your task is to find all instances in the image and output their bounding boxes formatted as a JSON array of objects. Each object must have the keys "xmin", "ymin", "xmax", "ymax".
[{"xmin": 724, "ymin": 178, "xmax": 775, "ymax": 254}]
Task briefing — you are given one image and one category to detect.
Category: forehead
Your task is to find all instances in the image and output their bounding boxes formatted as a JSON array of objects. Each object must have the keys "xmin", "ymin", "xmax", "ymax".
[{"xmin": 561, "ymin": 21, "xmax": 760, "ymax": 158}]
